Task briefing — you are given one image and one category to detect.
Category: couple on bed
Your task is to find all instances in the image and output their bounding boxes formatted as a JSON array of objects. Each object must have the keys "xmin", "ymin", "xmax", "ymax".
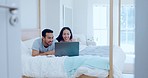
[{"xmin": 32, "ymin": 27, "xmax": 75, "ymax": 56}]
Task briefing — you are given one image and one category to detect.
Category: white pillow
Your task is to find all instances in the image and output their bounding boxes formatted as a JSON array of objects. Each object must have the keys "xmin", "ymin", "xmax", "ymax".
[
  {"xmin": 73, "ymin": 34, "xmax": 86, "ymax": 45},
  {"xmin": 21, "ymin": 41, "xmax": 31, "ymax": 56},
  {"xmin": 23, "ymin": 37, "xmax": 40, "ymax": 49}
]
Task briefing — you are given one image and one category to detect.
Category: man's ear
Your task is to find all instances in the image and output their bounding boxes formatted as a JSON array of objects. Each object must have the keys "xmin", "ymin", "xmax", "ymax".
[{"xmin": 42, "ymin": 36, "xmax": 45, "ymax": 40}]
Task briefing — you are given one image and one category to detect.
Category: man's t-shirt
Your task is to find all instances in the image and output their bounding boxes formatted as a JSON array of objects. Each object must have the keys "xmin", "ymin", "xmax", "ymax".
[{"xmin": 32, "ymin": 38, "xmax": 57, "ymax": 52}]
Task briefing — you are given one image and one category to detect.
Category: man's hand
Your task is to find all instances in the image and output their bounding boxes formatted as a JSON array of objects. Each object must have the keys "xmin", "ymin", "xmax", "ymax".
[
  {"xmin": 32, "ymin": 50, "xmax": 40, "ymax": 56},
  {"xmin": 43, "ymin": 50, "xmax": 55, "ymax": 55},
  {"xmin": 50, "ymin": 50, "xmax": 55, "ymax": 55}
]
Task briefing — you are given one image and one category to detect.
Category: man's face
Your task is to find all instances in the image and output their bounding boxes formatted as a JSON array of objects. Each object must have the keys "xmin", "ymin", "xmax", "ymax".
[{"xmin": 43, "ymin": 33, "xmax": 54, "ymax": 46}]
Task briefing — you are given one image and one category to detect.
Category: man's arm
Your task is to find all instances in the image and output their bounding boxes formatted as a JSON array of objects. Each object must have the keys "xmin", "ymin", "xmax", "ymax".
[
  {"xmin": 32, "ymin": 49, "xmax": 55, "ymax": 56},
  {"xmin": 32, "ymin": 50, "xmax": 40, "ymax": 56},
  {"xmin": 40, "ymin": 50, "xmax": 55, "ymax": 55}
]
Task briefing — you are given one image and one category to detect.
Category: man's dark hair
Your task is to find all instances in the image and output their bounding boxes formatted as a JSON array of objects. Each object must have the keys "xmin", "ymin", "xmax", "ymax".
[{"xmin": 42, "ymin": 29, "xmax": 53, "ymax": 37}]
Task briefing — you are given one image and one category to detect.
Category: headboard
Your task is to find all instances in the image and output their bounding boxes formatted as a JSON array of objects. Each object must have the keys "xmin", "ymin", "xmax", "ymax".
[{"xmin": 21, "ymin": 28, "xmax": 41, "ymax": 41}]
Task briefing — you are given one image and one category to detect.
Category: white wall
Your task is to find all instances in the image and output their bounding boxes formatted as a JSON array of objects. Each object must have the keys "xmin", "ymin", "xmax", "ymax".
[
  {"xmin": 44, "ymin": 0, "xmax": 73, "ymax": 37},
  {"xmin": 43, "ymin": 0, "xmax": 89, "ymax": 37},
  {"xmin": 87, "ymin": 1, "xmax": 93, "ymax": 40},
  {"xmin": 20, "ymin": 0, "xmax": 38, "ymax": 29},
  {"xmin": 60, "ymin": 0, "xmax": 73, "ymax": 29},
  {"xmin": 45, "ymin": 0, "xmax": 60, "ymax": 37},
  {"xmin": 20, "ymin": 0, "xmax": 73, "ymax": 37},
  {"xmin": 40, "ymin": 0, "xmax": 47, "ymax": 30},
  {"xmin": 73, "ymin": 0, "xmax": 88, "ymax": 35},
  {"xmin": 135, "ymin": 0, "xmax": 148, "ymax": 78}
]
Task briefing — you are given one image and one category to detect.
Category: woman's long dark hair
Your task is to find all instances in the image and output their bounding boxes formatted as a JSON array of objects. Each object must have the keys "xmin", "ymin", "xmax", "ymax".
[{"xmin": 56, "ymin": 27, "xmax": 73, "ymax": 42}]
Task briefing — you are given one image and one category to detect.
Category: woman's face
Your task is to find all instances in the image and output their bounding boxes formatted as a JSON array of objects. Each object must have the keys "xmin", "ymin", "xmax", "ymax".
[{"xmin": 62, "ymin": 29, "xmax": 71, "ymax": 42}]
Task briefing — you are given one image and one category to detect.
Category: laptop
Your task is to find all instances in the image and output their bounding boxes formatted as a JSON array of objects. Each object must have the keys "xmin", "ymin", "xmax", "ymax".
[{"xmin": 55, "ymin": 42, "xmax": 79, "ymax": 56}]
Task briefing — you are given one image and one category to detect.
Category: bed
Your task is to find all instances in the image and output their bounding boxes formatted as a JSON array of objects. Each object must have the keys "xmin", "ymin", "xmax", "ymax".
[
  {"xmin": 21, "ymin": 0, "xmax": 125, "ymax": 78},
  {"xmin": 21, "ymin": 0, "xmax": 124, "ymax": 77},
  {"xmin": 21, "ymin": 37, "xmax": 125, "ymax": 78}
]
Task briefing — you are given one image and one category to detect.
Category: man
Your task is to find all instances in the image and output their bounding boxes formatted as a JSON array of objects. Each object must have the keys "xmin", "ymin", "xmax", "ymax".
[{"xmin": 32, "ymin": 29, "xmax": 56, "ymax": 56}]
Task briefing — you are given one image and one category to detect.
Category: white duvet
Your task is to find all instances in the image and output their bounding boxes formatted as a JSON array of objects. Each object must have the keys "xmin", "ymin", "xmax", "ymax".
[{"xmin": 22, "ymin": 55, "xmax": 67, "ymax": 78}]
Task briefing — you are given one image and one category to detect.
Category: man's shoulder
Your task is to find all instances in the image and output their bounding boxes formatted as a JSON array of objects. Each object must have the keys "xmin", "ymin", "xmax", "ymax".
[
  {"xmin": 34, "ymin": 37, "xmax": 42, "ymax": 43},
  {"xmin": 36, "ymin": 37, "xmax": 42, "ymax": 40},
  {"xmin": 32, "ymin": 37, "xmax": 42, "ymax": 49}
]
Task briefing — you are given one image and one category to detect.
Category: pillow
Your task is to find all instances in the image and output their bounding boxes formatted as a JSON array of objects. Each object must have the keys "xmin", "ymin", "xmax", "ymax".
[
  {"xmin": 21, "ymin": 41, "xmax": 31, "ymax": 56},
  {"xmin": 22, "ymin": 37, "xmax": 40, "ymax": 56},
  {"xmin": 73, "ymin": 34, "xmax": 87, "ymax": 45},
  {"xmin": 23, "ymin": 37, "xmax": 40, "ymax": 49}
]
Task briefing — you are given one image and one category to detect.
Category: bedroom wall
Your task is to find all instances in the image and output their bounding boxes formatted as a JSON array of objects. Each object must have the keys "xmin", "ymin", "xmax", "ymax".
[
  {"xmin": 43, "ymin": 0, "xmax": 91, "ymax": 39},
  {"xmin": 20, "ymin": 0, "xmax": 38, "ymax": 29},
  {"xmin": 45, "ymin": 0, "xmax": 60, "ymax": 37},
  {"xmin": 40, "ymin": 0, "xmax": 47, "ymax": 30},
  {"xmin": 73, "ymin": 0, "xmax": 88, "ymax": 36},
  {"xmin": 44, "ymin": 0, "xmax": 73, "ymax": 37},
  {"xmin": 60, "ymin": 0, "xmax": 73, "ymax": 29},
  {"xmin": 20, "ymin": 0, "xmax": 73, "ymax": 37}
]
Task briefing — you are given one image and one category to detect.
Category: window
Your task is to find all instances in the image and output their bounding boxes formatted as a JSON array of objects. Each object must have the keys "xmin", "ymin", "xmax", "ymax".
[
  {"xmin": 92, "ymin": 1, "xmax": 135, "ymax": 54},
  {"xmin": 120, "ymin": 4, "xmax": 135, "ymax": 54},
  {"xmin": 93, "ymin": 5, "xmax": 109, "ymax": 46}
]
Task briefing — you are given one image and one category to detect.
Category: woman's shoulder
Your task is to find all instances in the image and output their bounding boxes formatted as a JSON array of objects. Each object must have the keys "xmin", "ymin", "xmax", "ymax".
[{"xmin": 71, "ymin": 39, "xmax": 76, "ymax": 42}]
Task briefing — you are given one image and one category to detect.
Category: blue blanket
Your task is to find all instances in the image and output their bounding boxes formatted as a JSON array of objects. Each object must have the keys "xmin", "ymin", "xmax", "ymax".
[{"xmin": 64, "ymin": 55, "xmax": 110, "ymax": 77}]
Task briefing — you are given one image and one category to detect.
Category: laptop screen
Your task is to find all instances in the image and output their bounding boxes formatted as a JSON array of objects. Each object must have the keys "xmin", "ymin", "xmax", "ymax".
[{"xmin": 55, "ymin": 42, "xmax": 79, "ymax": 56}]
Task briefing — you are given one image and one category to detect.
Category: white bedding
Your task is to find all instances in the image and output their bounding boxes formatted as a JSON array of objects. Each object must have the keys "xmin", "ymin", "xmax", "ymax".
[
  {"xmin": 21, "ymin": 41, "xmax": 125, "ymax": 78},
  {"xmin": 22, "ymin": 55, "xmax": 67, "ymax": 77},
  {"xmin": 22, "ymin": 55, "xmax": 110, "ymax": 78},
  {"xmin": 80, "ymin": 46, "xmax": 126, "ymax": 71}
]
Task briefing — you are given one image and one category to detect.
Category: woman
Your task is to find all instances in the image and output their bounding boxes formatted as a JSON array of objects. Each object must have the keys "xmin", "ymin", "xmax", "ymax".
[{"xmin": 56, "ymin": 27, "xmax": 73, "ymax": 42}]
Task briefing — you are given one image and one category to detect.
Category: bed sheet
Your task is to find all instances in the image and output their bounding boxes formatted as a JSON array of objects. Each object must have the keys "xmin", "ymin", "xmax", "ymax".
[
  {"xmin": 22, "ymin": 55, "xmax": 111, "ymax": 78},
  {"xmin": 80, "ymin": 46, "xmax": 126, "ymax": 71}
]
